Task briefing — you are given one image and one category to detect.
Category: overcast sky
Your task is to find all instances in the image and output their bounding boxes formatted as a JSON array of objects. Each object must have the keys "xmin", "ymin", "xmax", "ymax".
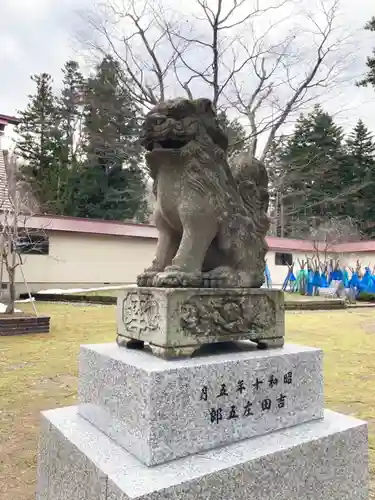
[{"xmin": 1, "ymin": 0, "xmax": 375, "ymax": 148}]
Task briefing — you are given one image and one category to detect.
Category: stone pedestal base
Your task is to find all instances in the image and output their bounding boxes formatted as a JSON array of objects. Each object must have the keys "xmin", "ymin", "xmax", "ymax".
[
  {"xmin": 116, "ymin": 287, "xmax": 285, "ymax": 359},
  {"xmin": 78, "ymin": 342, "xmax": 323, "ymax": 466},
  {"xmin": 36, "ymin": 406, "xmax": 368, "ymax": 500}
]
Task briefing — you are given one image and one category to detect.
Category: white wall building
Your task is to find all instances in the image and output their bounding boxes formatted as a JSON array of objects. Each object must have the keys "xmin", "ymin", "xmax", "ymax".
[{"xmin": 0, "ymin": 214, "xmax": 373, "ymax": 295}]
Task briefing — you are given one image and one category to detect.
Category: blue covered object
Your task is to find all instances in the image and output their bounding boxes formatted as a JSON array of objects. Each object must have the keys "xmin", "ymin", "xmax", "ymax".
[
  {"xmin": 343, "ymin": 269, "xmax": 349, "ymax": 288},
  {"xmin": 312, "ymin": 271, "xmax": 322, "ymax": 287},
  {"xmin": 307, "ymin": 270, "xmax": 314, "ymax": 296},
  {"xmin": 264, "ymin": 264, "xmax": 272, "ymax": 288},
  {"xmin": 330, "ymin": 269, "xmax": 343, "ymax": 282},
  {"xmin": 358, "ymin": 267, "xmax": 375, "ymax": 293},
  {"xmin": 282, "ymin": 269, "xmax": 296, "ymax": 291},
  {"xmin": 320, "ymin": 273, "xmax": 328, "ymax": 288},
  {"xmin": 349, "ymin": 272, "xmax": 361, "ymax": 298}
]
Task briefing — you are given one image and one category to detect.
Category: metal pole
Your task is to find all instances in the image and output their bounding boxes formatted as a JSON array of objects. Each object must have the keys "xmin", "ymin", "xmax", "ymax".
[{"xmin": 18, "ymin": 255, "xmax": 38, "ymax": 317}]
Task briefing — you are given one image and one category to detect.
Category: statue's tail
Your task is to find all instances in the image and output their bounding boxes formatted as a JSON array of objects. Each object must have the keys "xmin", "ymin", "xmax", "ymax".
[{"xmin": 231, "ymin": 155, "xmax": 270, "ymax": 242}]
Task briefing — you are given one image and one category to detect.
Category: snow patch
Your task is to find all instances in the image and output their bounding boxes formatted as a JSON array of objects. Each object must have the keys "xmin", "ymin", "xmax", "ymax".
[
  {"xmin": 37, "ymin": 285, "xmax": 133, "ymax": 295},
  {"xmin": 0, "ymin": 302, "xmax": 21, "ymax": 313},
  {"xmin": 16, "ymin": 297, "xmax": 35, "ymax": 303}
]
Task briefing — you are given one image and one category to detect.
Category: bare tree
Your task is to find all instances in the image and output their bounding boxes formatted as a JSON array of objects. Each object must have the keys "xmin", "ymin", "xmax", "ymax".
[
  {"xmin": 0, "ymin": 155, "xmax": 42, "ymax": 315},
  {"xmin": 79, "ymin": 0, "xmax": 185, "ymax": 108},
  {"xmin": 229, "ymin": 0, "xmax": 354, "ymax": 161},
  {"xmin": 80, "ymin": 0, "xmax": 292, "ymax": 112},
  {"xmin": 79, "ymin": 0, "xmax": 355, "ymax": 159},
  {"xmin": 308, "ymin": 216, "xmax": 362, "ymax": 268}
]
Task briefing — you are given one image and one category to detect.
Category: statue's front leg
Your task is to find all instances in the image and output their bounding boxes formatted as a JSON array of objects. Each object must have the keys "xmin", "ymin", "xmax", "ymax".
[
  {"xmin": 153, "ymin": 212, "xmax": 218, "ymax": 288},
  {"xmin": 137, "ymin": 213, "xmax": 180, "ymax": 286}
]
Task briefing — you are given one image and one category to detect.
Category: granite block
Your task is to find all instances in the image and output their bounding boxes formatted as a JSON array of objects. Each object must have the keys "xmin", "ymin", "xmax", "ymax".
[
  {"xmin": 36, "ymin": 411, "xmax": 108, "ymax": 500},
  {"xmin": 116, "ymin": 287, "xmax": 285, "ymax": 357},
  {"xmin": 78, "ymin": 342, "xmax": 324, "ymax": 466},
  {"xmin": 35, "ymin": 414, "xmax": 51, "ymax": 500},
  {"xmin": 37, "ymin": 405, "xmax": 368, "ymax": 500}
]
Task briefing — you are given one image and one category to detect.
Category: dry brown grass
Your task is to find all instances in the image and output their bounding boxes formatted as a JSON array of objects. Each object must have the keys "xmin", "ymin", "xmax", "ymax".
[
  {"xmin": 0, "ymin": 302, "xmax": 115, "ymax": 500},
  {"xmin": 0, "ymin": 303, "xmax": 373, "ymax": 499},
  {"xmin": 287, "ymin": 309, "xmax": 375, "ymax": 498}
]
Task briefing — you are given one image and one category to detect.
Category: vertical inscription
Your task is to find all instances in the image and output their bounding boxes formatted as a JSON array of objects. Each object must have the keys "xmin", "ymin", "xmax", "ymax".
[{"xmin": 199, "ymin": 371, "xmax": 293, "ymax": 423}]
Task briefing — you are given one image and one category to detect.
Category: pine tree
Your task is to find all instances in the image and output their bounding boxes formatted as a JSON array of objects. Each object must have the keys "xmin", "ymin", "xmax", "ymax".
[
  {"xmin": 346, "ymin": 119, "xmax": 375, "ymax": 163},
  {"xmin": 53, "ymin": 61, "xmax": 86, "ymax": 215},
  {"xmin": 216, "ymin": 111, "xmax": 247, "ymax": 158},
  {"xmin": 58, "ymin": 60, "xmax": 85, "ymax": 164},
  {"xmin": 264, "ymin": 138, "xmax": 288, "ymax": 236},
  {"xmin": 357, "ymin": 17, "xmax": 375, "ymax": 88},
  {"xmin": 67, "ymin": 56, "xmax": 146, "ymax": 221},
  {"xmin": 345, "ymin": 119, "xmax": 375, "ymax": 235},
  {"xmin": 16, "ymin": 73, "xmax": 63, "ymax": 213},
  {"xmin": 277, "ymin": 105, "xmax": 346, "ymax": 236}
]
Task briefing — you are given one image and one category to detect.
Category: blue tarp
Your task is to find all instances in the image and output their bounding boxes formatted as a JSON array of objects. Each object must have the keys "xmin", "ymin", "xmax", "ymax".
[
  {"xmin": 264, "ymin": 264, "xmax": 272, "ymax": 288},
  {"xmin": 320, "ymin": 273, "xmax": 328, "ymax": 288},
  {"xmin": 306, "ymin": 270, "xmax": 314, "ymax": 296},
  {"xmin": 283, "ymin": 264, "xmax": 375, "ymax": 297}
]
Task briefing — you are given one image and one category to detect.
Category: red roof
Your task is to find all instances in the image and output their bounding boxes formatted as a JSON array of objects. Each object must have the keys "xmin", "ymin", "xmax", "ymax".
[
  {"xmin": 19, "ymin": 214, "xmax": 375, "ymax": 253},
  {"xmin": 0, "ymin": 114, "xmax": 19, "ymax": 126},
  {"xmin": 332, "ymin": 241, "xmax": 375, "ymax": 253},
  {"xmin": 266, "ymin": 236, "xmax": 315, "ymax": 252},
  {"xmin": 24, "ymin": 214, "xmax": 158, "ymax": 239}
]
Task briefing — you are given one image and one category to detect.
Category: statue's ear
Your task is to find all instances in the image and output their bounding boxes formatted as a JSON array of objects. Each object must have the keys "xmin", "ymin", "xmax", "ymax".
[{"xmin": 194, "ymin": 98, "xmax": 215, "ymax": 116}]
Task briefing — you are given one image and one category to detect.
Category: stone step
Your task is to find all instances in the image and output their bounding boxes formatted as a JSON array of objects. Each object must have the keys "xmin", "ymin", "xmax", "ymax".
[
  {"xmin": 78, "ymin": 342, "xmax": 324, "ymax": 466},
  {"xmin": 37, "ymin": 405, "xmax": 368, "ymax": 500}
]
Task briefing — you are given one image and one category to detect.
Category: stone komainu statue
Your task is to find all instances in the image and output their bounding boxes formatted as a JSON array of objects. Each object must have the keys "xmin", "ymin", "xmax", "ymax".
[{"xmin": 137, "ymin": 97, "xmax": 269, "ymax": 288}]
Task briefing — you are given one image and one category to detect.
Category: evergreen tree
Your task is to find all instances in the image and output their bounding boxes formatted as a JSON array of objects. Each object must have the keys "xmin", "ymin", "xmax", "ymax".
[
  {"xmin": 217, "ymin": 111, "xmax": 247, "ymax": 158},
  {"xmin": 346, "ymin": 119, "xmax": 375, "ymax": 162},
  {"xmin": 345, "ymin": 120, "xmax": 375, "ymax": 235},
  {"xmin": 277, "ymin": 105, "xmax": 346, "ymax": 236},
  {"xmin": 264, "ymin": 138, "xmax": 288, "ymax": 236},
  {"xmin": 67, "ymin": 56, "xmax": 146, "ymax": 221},
  {"xmin": 58, "ymin": 60, "xmax": 85, "ymax": 164},
  {"xmin": 357, "ymin": 17, "xmax": 375, "ymax": 88},
  {"xmin": 53, "ymin": 61, "xmax": 85, "ymax": 215},
  {"xmin": 16, "ymin": 73, "xmax": 63, "ymax": 212}
]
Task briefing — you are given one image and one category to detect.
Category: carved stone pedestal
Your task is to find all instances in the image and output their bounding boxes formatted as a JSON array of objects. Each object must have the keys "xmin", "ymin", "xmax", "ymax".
[{"xmin": 116, "ymin": 287, "xmax": 285, "ymax": 358}]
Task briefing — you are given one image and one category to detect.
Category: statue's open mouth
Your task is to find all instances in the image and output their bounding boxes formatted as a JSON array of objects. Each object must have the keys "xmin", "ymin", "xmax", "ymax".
[{"xmin": 145, "ymin": 138, "xmax": 189, "ymax": 152}]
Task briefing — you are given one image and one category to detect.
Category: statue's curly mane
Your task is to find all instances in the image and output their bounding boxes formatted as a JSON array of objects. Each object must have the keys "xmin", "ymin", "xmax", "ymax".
[{"xmin": 178, "ymin": 108, "xmax": 269, "ymax": 254}]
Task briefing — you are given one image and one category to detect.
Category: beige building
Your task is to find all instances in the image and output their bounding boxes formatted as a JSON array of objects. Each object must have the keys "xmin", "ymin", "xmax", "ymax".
[{"xmin": 0, "ymin": 214, "xmax": 373, "ymax": 295}]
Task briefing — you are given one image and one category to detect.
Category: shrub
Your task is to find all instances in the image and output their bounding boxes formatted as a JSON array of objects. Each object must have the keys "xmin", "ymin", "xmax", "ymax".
[{"xmin": 357, "ymin": 292, "xmax": 375, "ymax": 302}]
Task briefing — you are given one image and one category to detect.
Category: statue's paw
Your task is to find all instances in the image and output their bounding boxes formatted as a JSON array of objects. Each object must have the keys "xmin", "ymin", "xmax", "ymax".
[
  {"xmin": 137, "ymin": 271, "xmax": 158, "ymax": 287},
  {"xmin": 202, "ymin": 267, "xmax": 240, "ymax": 288},
  {"xmin": 153, "ymin": 269, "xmax": 202, "ymax": 288}
]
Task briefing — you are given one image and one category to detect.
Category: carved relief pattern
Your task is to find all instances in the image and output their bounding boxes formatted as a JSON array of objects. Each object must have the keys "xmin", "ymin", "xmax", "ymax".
[
  {"xmin": 122, "ymin": 292, "xmax": 160, "ymax": 335},
  {"xmin": 180, "ymin": 294, "xmax": 275, "ymax": 338}
]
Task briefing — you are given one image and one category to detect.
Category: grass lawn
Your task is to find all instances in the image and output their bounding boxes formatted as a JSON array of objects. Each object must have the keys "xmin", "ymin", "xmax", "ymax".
[{"xmin": 0, "ymin": 303, "xmax": 374, "ymax": 499}]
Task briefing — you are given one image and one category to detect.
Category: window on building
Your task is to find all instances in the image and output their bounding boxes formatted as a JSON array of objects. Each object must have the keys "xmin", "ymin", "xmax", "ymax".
[
  {"xmin": 14, "ymin": 233, "xmax": 49, "ymax": 255},
  {"xmin": 275, "ymin": 252, "xmax": 293, "ymax": 266}
]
